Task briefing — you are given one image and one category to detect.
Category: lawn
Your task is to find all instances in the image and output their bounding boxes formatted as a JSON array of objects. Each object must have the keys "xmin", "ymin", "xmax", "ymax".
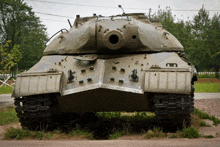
[
  {"xmin": 0, "ymin": 106, "xmax": 19, "ymax": 126},
  {"xmin": 194, "ymin": 82, "xmax": 220, "ymax": 93},
  {"xmin": 0, "ymin": 86, "xmax": 13, "ymax": 94}
]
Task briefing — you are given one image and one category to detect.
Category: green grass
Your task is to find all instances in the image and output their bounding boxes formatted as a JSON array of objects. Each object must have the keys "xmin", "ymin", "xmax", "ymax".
[
  {"xmin": 108, "ymin": 131, "xmax": 123, "ymax": 139},
  {"xmin": 0, "ymin": 85, "xmax": 13, "ymax": 94},
  {"xmin": 0, "ymin": 106, "xmax": 19, "ymax": 126},
  {"xmin": 168, "ymin": 134, "xmax": 177, "ymax": 138},
  {"xmin": 145, "ymin": 127, "xmax": 166, "ymax": 139},
  {"xmin": 96, "ymin": 111, "xmax": 156, "ymax": 121},
  {"xmin": 197, "ymin": 74, "xmax": 218, "ymax": 79},
  {"xmin": 4, "ymin": 128, "xmax": 44, "ymax": 140},
  {"xmin": 199, "ymin": 120, "xmax": 211, "ymax": 127},
  {"xmin": 203, "ymin": 135, "xmax": 214, "ymax": 138},
  {"xmin": 181, "ymin": 127, "xmax": 201, "ymax": 138},
  {"xmin": 194, "ymin": 82, "xmax": 220, "ymax": 93},
  {"xmin": 1, "ymin": 106, "xmax": 219, "ymax": 140},
  {"xmin": 68, "ymin": 124, "xmax": 93, "ymax": 139},
  {"xmin": 194, "ymin": 108, "xmax": 220, "ymax": 126},
  {"xmin": 5, "ymin": 125, "xmax": 93, "ymax": 140}
]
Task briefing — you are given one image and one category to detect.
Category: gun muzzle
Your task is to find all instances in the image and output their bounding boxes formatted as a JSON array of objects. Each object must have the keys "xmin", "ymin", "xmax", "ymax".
[{"xmin": 103, "ymin": 30, "xmax": 125, "ymax": 50}]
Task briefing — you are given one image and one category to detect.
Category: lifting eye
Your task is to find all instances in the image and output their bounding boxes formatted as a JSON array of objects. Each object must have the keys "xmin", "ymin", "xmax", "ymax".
[
  {"xmin": 109, "ymin": 35, "xmax": 119, "ymax": 44},
  {"xmin": 132, "ymin": 35, "xmax": 136, "ymax": 39}
]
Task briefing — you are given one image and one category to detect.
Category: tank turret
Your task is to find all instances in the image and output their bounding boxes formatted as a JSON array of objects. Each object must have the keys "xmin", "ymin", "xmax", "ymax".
[{"xmin": 44, "ymin": 13, "xmax": 183, "ymax": 55}]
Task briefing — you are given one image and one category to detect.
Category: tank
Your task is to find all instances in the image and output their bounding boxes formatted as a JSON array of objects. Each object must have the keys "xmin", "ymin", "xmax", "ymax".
[{"xmin": 12, "ymin": 10, "xmax": 197, "ymax": 130}]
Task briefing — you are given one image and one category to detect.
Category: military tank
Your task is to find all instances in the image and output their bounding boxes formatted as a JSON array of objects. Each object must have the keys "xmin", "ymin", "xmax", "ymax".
[{"xmin": 12, "ymin": 7, "xmax": 197, "ymax": 130}]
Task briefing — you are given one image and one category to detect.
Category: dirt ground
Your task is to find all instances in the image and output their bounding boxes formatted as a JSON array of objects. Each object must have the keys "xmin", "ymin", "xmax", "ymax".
[
  {"xmin": 194, "ymin": 99, "xmax": 220, "ymax": 119},
  {"xmin": 0, "ymin": 122, "xmax": 21, "ymax": 140},
  {"xmin": 196, "ymin": 78, "xmax": 220, "ymax": 83}
]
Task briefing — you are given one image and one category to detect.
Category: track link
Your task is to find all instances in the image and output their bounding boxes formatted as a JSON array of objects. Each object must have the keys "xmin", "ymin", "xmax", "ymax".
[
  {"xmin": 153, "ymin": 92, "xmax": 194, "ymax": 130},
  {"xmin": 14, "ymin": 94, "xmax": 59, "ymax": 130}
]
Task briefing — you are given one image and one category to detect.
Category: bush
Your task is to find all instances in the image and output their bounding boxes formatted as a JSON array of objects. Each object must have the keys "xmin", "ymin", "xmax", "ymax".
[{"xmin": 181, "ymin": 127, "xmax": 200, "ymax": 138}]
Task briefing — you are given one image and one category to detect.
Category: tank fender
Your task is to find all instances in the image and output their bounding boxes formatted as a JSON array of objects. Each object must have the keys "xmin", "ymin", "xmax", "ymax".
[
  {"xmin": 144, "ymin": 68, "xmax": 191, "ymax": 94},
  {"xmin": 12, "ymin": 70, "xmax": 63, "ymax": 98}
]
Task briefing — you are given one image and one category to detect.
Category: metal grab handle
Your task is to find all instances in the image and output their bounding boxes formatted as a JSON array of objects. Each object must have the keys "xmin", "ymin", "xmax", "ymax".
[{"xmin": 47, "ymin": 29, "xmax": 69, "ymax": 44}]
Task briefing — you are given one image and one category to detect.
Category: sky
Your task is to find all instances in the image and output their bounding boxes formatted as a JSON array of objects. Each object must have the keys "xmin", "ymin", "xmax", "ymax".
[{"xmin": 24, "ymin": 0, "xmax": 220, "ymax": 37}]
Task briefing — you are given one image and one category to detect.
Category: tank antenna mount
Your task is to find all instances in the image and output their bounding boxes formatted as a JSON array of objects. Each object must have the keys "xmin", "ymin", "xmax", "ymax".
[
  {"xmin": 118, "ymin": 5, "xmax": 125, "ymax": 15},
  {"xmin": 67, "ymin": 19, "xmax": 72, "ymax": 28}
]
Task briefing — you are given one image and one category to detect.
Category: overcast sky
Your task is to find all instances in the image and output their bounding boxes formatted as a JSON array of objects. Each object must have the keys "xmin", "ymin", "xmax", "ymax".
[{"xmin": 24, "ymin": 0, "xmax": 220, "ymax": 37}]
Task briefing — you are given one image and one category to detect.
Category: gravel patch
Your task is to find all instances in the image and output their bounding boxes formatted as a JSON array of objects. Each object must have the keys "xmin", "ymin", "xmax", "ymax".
[{"xmin": 194, "ymin": 99, "xmax": 220, "ymax": 119}]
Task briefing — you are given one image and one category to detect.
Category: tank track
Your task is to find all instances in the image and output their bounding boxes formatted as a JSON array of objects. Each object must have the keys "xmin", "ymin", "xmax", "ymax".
[
  {"xmin": 153, "ymin": 91, "xmax": 194, "ymax": 130},
  {"xmin": 14, "ymin": 94, "xmax": 60, "ymax": 130},
  {"xmin": 14, "ymin": 94, "xmax": 98, "ymax": 131}
]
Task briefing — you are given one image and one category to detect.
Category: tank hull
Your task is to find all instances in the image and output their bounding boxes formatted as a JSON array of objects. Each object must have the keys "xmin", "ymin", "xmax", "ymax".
[
  {"xmin": 58, "ymin": 89, "xmax": 152, "ymax": 113},
  {"xmin": 13, "ymin": 52, "xmax": 194, "ymax": 98},
  {"xmin": 13, "ymin": 52, "xmax": 195, "ymax": 114}
]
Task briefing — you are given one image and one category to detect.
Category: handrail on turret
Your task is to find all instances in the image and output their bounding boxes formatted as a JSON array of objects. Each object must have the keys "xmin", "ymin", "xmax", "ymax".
[{"xmin": 47, "ymin": 29, "xmax": 69, "ymax": 44}]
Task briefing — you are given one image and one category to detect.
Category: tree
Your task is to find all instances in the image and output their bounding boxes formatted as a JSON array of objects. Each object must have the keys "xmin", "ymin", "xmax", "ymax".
[
  {"xmin": 0, "ymin": 40, "xmax": 22, "ymax": 73},
  {"xmin": 207, "ymin": 13, "xmax": 220, "ymax": 76},
  {"xmin": 148, "ymin": 6, "xmax": 220, "ymax": 74},
  {"xmin": 189, "ymin": 6, "xmax": 220, "ymax": 73},
  {"xmin": 0, "ymin": 0, "xmax": 48, "ymax": 71}
]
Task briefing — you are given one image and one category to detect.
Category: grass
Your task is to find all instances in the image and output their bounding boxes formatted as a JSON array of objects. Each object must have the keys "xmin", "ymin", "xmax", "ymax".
[
  {"xmin": 4, "ymin": 124, "xmax": 93, "ymax": 140},
  {"xmin": 197, "ymin": 74, "xmax": 219, "ymax": 79},
  {"xmin": 145, "ymin": 127, "xmax": 166, "ymax": 139},
  {"xmin": 0, "ymin": 106, "xmax": 19, "ymax": 126},
  {"xmin": 96, "ymin": 111, "xmax": 156, "ymax": 121},
  {"xmin": 68, "ymin": 124, "xmax": 93, "ymax": 139},
  {"xmin": 108, "ymin": 131, "xmax": 123, "ymax": 139},
  {"xmin": 0, "ymin": 85, "xmax": 13, "ymax": 94},
  {"xmin": 203, "ymin": 135, "xmax": 214, "ymax": 138},
  {"xmin": 4, "ymin": 128, "xmax": 44, "ymax": 140},
  {"xmin": 1, "ymin": 106, "xmax": 219, "ymax": 140},
  {"xmin": 181, "ymin": 127, "xmax": 201, "ymax": 138},
  {"xmin": 168, "ymin": 134, "xmax": 177, "ymax": 138},
  {"xmin": 194, "ymin": 82, "xmax": 220, "ymax": 93},
  {"xmin": 194, "ymin": 108, "xmax": 220, "ymax": 126},
  {"xmin": 199, "ymin": 120, "xmax": 211, "ymax": 127}
]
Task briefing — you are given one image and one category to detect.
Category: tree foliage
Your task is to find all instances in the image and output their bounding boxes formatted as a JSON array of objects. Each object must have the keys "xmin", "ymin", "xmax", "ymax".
[
  {"xmin": 149, "ymin": 6, "xmax": 220, "ymax": 72},
  {"xmin": 0, "ymin": 0, "xmax": 48, "ymax": 71},
  {"xmin": 0, "ymin": 40, "xmax": 22, "ymax": 73}
]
